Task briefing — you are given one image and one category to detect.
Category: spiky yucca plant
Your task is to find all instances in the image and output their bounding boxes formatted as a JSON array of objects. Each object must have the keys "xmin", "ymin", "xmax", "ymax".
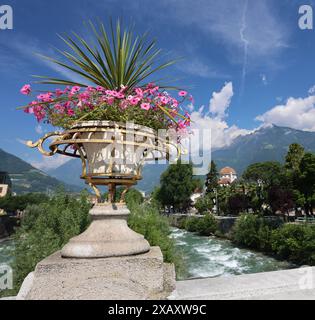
[{"xmin": 36, "ymin": 20, "xmax": 177, "ymax": 91}]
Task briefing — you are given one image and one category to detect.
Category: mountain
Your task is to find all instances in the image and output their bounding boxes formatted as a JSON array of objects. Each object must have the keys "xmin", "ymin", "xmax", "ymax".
[
  {"xmin": 212, "ymin": 125, "xmax": 315, "ymax": 175},
  {"xmin": 47, "ymin": 125, "xmax": 315, "ymax": 193},
  {"xmin": 0, "ymin": 148, "xmax": 81, "ymax": 194}
]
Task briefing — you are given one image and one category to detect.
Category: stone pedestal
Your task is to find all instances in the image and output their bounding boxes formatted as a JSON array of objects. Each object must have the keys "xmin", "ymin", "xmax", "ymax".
[
  {"xmin": 21, "ymin": 247, "xmax": 175, "ymax": 300},
  {"xmin": 61, "ymin": 203, "xmax": 150, "ymax": 258}
]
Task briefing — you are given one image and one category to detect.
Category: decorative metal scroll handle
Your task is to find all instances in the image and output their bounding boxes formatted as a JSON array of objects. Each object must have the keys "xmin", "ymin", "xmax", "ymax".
[{"xmin": 26, "ymin": 131, "xmax": 64, "ymax": 156}]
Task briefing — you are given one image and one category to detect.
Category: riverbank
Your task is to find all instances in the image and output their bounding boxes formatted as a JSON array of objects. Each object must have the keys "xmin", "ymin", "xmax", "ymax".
[{"xmin": 169, "ymin": 214, "xmax": 237, "ymax": 239}]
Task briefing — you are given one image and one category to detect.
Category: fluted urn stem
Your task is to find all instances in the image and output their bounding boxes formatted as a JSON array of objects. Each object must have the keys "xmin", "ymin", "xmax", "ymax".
[{"xmin": 61, "ymin": 203, "xmax": 150, "ymax": 258}]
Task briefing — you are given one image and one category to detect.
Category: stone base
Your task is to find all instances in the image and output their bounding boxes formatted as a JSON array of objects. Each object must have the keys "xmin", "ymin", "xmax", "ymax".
[{"xmin": 21, "ymin": 247, "xmax": 175, "ymax": 300}]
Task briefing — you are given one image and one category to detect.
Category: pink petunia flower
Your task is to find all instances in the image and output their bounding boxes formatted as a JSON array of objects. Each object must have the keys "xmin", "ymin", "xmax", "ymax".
[
  {"xmin": 120, "ymin": 100, "xmax": 129, "ymax": 109},
  {"xmin": 87, "ymin": 86, "xmax": 96, "ymax": 92},
  {"xmin": 160, "ymin": 96, "xmax": 169, "ymax": 104},
  {"xmin": 130, "ymin": 97, "xmax": 140, "ymax": 105},
  {"xmin": 55, "ymin": 89, "xmax": 63, "ymax": 97},
  {"xmin": 70, "ymin": 86, "xmax": 81, "ymax": 95},
  {"xmin": 107, "ymin": 97, "xmax": 115, "ymax": 105},
  {"xmin": 140, "ymin": 103, "xmax": 151, "ymax": 110},
  {"xmin": 67, "ymin": 108, "xmax": 75, "ymax": 116},
  {"xmin": 105, "ymin": 90, "xmax": 114, "ymax": 95},
  {"xmin": 135, "ymin": 88, "xmax": 143, "ymax": 97},
  {"xmin": 20, "ymin": 84, "xmax": 31, "ymax": 95},
  {"xmin": 178, "ymin": 90, "xmax": 187, "ymax": 97},
  {"xmin": 117, "ymin": 93, "xmax": 125, "ymax": 99},
  {"xmin": 37, "ymin": 92, "xmax": 53, "ymax": 102},
  {"xmin": 96, "ymin": 86, "xmax": 105, "ymax": 92}
]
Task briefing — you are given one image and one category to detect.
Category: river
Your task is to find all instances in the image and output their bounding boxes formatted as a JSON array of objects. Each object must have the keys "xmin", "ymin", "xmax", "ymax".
[
  {"xmin": 0, "ymin": 239, "xmax": 14, "ymax": 266},
  {"xmin": 171, "ymin": 228, "xmax": 294, "ymax": 280}
]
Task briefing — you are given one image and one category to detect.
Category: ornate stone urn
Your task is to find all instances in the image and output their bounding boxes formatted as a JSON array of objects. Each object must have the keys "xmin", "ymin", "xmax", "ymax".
[{"xmin": 27, "ymin": 120, "xmax": 177, "ymax": 258}]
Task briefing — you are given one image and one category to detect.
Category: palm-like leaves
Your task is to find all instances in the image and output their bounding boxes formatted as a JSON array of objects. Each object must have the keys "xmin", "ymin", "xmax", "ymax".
[{"xmin": 35, "ymin": 20, "xmax": 177, "ymax": 90}]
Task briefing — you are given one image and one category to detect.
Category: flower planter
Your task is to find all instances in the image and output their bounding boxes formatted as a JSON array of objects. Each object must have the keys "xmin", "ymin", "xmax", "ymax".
[
  {"xmin": 27, "ymin": 120, "xmax": 173, "ymax": 258},
  {"xmin": 60, "ymin": 121, "xmax": 158, "ymax": 258}
]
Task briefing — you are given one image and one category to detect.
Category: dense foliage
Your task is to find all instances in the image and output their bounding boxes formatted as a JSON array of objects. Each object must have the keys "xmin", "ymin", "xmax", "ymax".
[
  {"xmin": 232, "ymin": 213, "xmax": 315, "ymax": 265},
  {"xmin": 177, "ymin": 214, "xmax": 218, "ymax": 237},
  {"xmin": 0, "ymin": 193, "xmax": 49, "ymax": 213},
  {"xmin": 232, "ymin": 214, "xmax": 283, "ymax": 252}
]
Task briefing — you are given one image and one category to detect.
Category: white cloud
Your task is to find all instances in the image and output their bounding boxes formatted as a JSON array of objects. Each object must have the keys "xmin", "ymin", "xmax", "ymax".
[
  {"xmin": 190, "ymin": 111, "xmax": 251, "ymax": 150},
  {"xmin": 256, "ymin": 95, "xmax": 315, "ymax": 131},
  {"xmin": 209, "ymin": 82, "xmax": 234, "ymax": 118},
  {"xmin": 31, "ymin": 154, "xmax": 71, "ymax": 171},
  {"xmin": 308, "ymin": 85, "xmax": 315, "ymax": 95},
  {"xmin": 188, "ymin": 82, "xmax": 251, "ymax": 150}
]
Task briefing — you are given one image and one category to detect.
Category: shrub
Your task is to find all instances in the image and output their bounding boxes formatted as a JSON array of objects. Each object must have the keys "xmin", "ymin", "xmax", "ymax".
[
  {"xmin": 195, "ymin": 214, "xmax": 218, "ymax": 236},
  {"xmin": 232, "ymin": 214, "xmax": 282, "ymax": 252},
  {"xmin": 184, "ymin": 216, "xmax": 201, "ymax": 232},
  {"xmin": 178, "ymin": 214, "xmax": 218, "ymax": 236},
  {"xmin": 271, "ymin": 224, "xmax": 315, "ymax": 265},
  {"xmin": 232, "ymin": 214, "xmax": 261, "ymax": 249}
]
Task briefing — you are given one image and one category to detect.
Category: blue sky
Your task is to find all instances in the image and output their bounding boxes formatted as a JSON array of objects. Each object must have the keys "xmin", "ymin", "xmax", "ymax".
[{"xmin": 1, "ymin": 0, "xmax": 315, "ymax": 170}]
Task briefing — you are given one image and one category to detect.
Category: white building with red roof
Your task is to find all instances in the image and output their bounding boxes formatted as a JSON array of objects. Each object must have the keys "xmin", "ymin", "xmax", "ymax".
[{"xmin": 218, "ymin": 167, "xmax": 237, "ymax": 186}]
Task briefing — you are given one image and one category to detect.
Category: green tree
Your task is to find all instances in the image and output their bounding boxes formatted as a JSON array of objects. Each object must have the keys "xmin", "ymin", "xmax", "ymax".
[
  {"xmin": 205, "ymin": 161, "xmax": 219, "ymax": 194},
  {"xmin": 297, "ymin": 153, "xmax": 315, "ymax": 215},
  {"xmin": 285, "ymin": 143, "xmax": 305, "ymax": 171},
  {"xmin": 158, "ymin": 161, "xmax": 196, "ymax": 212},
  {"xmin": 243, "ymin": 161, "xmax": 284, "ymax": 187}
]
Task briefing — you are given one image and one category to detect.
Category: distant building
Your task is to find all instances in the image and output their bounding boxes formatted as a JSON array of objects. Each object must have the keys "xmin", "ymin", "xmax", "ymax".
[
  {"xmin": 218, "ymin": 167, "xmax": 237, "ymax": 186},
  {"xmin": 0, "ymin": 171, "xmax": 12, "ymax": 198}
]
